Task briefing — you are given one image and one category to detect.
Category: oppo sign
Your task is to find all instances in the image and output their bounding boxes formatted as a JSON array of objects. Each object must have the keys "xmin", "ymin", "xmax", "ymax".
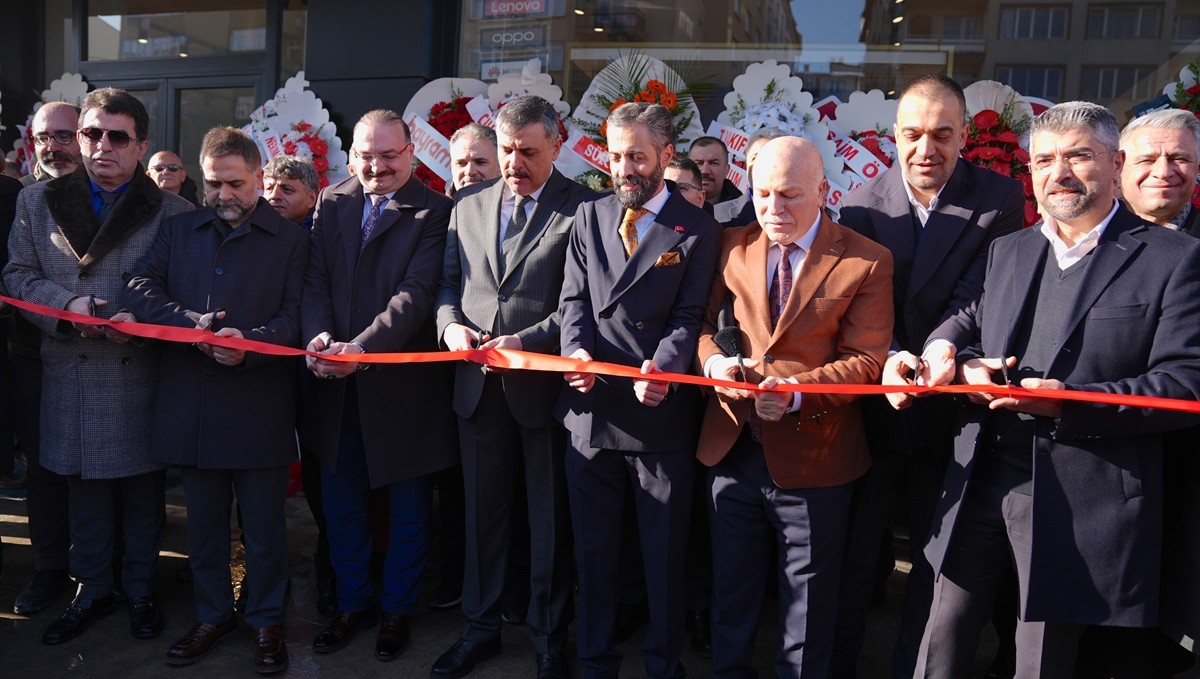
[
  {"xmin": 483, "ymin": 0, "xmax": 547, "ymax": 17},
  {"xmin": 481, "ymin": 25, "xmax": 546, "ymax": 47}
]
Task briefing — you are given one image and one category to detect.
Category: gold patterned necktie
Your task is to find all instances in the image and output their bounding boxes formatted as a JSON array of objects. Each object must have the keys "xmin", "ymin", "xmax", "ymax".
[{"xmin": 621, "ymin": 207, "xmax": 648, "ymax": 258}]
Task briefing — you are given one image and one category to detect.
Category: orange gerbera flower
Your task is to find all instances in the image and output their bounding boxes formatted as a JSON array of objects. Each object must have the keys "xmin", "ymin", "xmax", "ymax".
[
  {"xmin": 646, "ymin": 80, "xmax": 667, "ymax": 95},
  {"xmin": 609, "ymin": 98, "xmax": 627, "ymax": 112},
  {"xmin": 600, "ymin": 120, "xmax": 608, "ymax": 137},
  {"xmin": 661, "ymin": 92, "xmax": 677, "ymax": 109}
]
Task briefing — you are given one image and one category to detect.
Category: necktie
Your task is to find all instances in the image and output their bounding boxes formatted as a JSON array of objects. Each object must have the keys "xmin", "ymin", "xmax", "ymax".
[
  {"xmin": 620, "ymin": 207, "xmax": 648, "ymax": 258},
  {"xmin": 501, "ymin": 195, "xmax": 532, "ymax": 263},
  {"xmin": 769, "ymin": 243, "xmax": 800, "ymax": 330},
  {"xmin": 360, "ymin": 193, "xmax": 386, "ymax": 252},
  {"xmin": 97, "ymin": 191, "xmax": 118, "ymax": 225},
  {"xmin": 749, "ymin": 242, "xmax": 801, "ymax": 444}
]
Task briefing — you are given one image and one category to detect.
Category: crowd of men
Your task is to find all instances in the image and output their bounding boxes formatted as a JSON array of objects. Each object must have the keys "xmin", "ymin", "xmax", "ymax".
[{"xmin": 0, "ymin": 75, "xmax": 1197, "ymax": 679}]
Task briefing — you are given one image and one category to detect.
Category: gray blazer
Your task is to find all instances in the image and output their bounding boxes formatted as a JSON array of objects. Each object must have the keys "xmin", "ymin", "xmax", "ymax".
[
  {"xmin": 435, "ymin": 170, "xmax": 598, "ymax": 428},
  {"xmin": 3, "ymin": 167, "xmax": 193, "ymax": 479}
]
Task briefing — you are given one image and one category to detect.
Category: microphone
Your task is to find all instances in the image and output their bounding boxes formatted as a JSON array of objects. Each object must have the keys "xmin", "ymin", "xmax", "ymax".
[{"xmin": 712, "ymin": 325, "xmax": 747, "ymax": 383}]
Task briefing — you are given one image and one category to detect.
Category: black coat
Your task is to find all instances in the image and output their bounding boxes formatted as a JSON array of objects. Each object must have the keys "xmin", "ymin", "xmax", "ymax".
[
  {"xmin": 928, "ymin": 207, "xmax": 1200, "ymax": 626},
  {"xmin": 123, "ymin": 199, "xmax": 309, "ymax": 469}
]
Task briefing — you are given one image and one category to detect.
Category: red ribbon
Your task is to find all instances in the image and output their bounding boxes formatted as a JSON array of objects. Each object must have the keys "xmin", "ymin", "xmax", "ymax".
[{"xmin": 3, "ymin": 294, "xmax": 1197, "ymax": 414}]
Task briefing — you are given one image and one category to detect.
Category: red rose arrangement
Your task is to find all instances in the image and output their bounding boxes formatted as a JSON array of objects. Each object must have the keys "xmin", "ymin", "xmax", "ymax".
[
  {"xmin": 849, "ymin": 129, "xmax": 895, "ymax": 167},
  {"xmin": 963, "ymin": 104, "xmax": 1038, "ymax": 226},
  {"xmin": 414, "ymin": 94, "xmax": 476, "ymax": 194},
  {"xmin": 283, "ymin": 121, "xmax": 334, "ymax": 189}
]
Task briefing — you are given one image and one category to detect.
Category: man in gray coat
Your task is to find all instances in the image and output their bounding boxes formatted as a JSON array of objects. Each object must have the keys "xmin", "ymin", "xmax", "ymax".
[
  {"xmin": 123, "ymin": 127, "xmax": 308, "ymax": 674},
  {"xmin": 434, "ymin": 95, "xmax": 597, "ymax": 679},
  {"xmin": 3, "ymin": 88, "xmax": 193, "ymax": 644}
]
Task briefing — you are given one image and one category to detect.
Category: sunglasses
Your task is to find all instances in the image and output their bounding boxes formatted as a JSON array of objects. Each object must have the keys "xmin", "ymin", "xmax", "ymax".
[
  {"xmin": 32, "ymin": 131, "xmax": 77, "ymax": 147},
  {"xmin": 78, "ymin": 127, "xmax": 140, "ymax": 149},
  {"xmin": 151, "ymin": 163, "xmax": 183, "ymax": 173}
]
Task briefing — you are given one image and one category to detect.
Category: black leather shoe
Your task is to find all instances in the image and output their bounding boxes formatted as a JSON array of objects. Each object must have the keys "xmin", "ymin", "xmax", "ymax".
[
  {"xmin": 537, "ymin": 652, "xmax": 570, "ymax": 679},
  {"xmin": 166, "ymin": 619, "xmax": 238, "ymax": 665},
  {"xmin": 685, "ymin": 607, "xmax": 712, "ymax": 658},
  {"xmin": 254, "ymin": 625, "xmax": 289, "ymax": 674},
  {"xmin": 14, "ymin": 569, "xmax": 70, "ymax": 615},
  {"xmin": 128, "ymin": 595, "xmax": 164, "ymax": 639},
  {"xmin": 42, "ymin": 595, "xmax": 115, "ymax": 644},
  {"xmin": 374, "ymin": 612, "xmax": 409, "ymax": 661},
  {"xmin": 431, "ymin": 637, "xmax": 501, "ymax": 678},
  {"xmin": 311, "ymin": 608, "xmax": 376, "ymax": 654}
]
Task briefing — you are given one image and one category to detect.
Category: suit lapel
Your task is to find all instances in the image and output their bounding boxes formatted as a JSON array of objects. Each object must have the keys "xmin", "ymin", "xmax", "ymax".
[
  {"xmin": 502, "ymin": 171, "xmax": 566, "ymax": 286},
  {"xmin": 871, "ymin": 171, "xmax": 919, "ymax": 282},
  {"xmin": 1001, "ymin": 230, "xmax": 1048, "ymax": 356},
  {"xmin": 909, "ymin": 162, "xmax": 979, "ymax": 299},
  {"xmin": 770, "ymin": 219, "xmax": 844, "ymax": 345},
  {"xmin": 741, "ymin": 228, "xmax": 772, "ymax": 339},
  {"xmin": 481, "ymin": 180, "xmax": 506, "ymax": 285},
  {"xmin": 601, "ymin": 195, "xmax": 687, "ymax": 310},
  {"xmin": 337, "ymin": 182, "xmax": 364, "ymax": 274},
  {"xmin": 1048, "ymin": 212, "xmax": 1143, "ymax": 370}
]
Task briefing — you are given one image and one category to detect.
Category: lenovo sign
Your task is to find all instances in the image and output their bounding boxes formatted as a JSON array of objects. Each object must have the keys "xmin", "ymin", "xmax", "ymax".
[{"xmin": 483, "ymin": 0, "xmax": 548, "ymax": 18}]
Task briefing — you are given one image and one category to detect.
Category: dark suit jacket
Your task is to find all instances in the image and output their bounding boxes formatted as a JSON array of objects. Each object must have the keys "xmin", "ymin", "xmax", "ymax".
[
  {"xmin": 840, "ymin": 159, "xmax": 1024, "ymax": 457},
  {"xmin": 556, "ymin": 184, "xmax": 722, "ymax": 452},
  {"xmin": 1161, "ymin": 205, "xmax": 1200, "ymax": 654},
  {"xmin": 927, "ymin": 206, "xmax": 1200, "ymax": 627},
  {"xmin": 300, "ymin": 174, "xmax": 456, "ymax": 487},
  {"xmin": 696, "ymin": 217, "xmax": 894, "ymax": 489},
  {"xmin": 123, "ymin": 199, "xmax": 308, "ymax": 469},
  {"xmin": 436, "ymin": 170, "xmax": 598, "ymax": 428}
]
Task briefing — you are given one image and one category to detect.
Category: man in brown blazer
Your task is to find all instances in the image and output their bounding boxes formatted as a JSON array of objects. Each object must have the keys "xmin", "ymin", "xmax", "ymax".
[
  {"xmin": 300, "ymin": 109, "xmax": 455, "ymax": 662},
  {"xmin": 696, "ymin": 137, "xmax": 894, "ymax": 677}
]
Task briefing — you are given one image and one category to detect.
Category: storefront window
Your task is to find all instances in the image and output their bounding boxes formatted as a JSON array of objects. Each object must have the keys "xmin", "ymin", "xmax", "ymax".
[
  {"xmin": 457, "ymin": 0, "xmax": 1197, "ymax": 120},
  {"xmin": 86, "ymin": 0, "xmax": 267, "ymax": 61}
]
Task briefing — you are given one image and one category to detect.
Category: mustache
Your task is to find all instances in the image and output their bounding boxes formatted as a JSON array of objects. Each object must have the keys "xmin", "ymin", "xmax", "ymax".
[
  {"xmin": 504, "ymin": 169, "xmax": 530, "ymax": 180},
  {"xmin": 615, "ymin": 176, "xmax": 651, "ymax": 189},
  {"xmin": 1044, "ymin": 178, "xmax": 1086, "ymax": 194},
  {"xmin": 41, "ymin": 151, "xmax": 75, "ymax": 163}
]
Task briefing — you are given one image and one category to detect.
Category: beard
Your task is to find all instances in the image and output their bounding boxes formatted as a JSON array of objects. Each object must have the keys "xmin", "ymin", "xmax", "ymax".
[
  {"xmin": 1040, "ymin": 178, "xmax": 1101, "ymax": 221},
  {"xmin": 614, "ymin": 165, "xmax": 664, "ymax": 209},
  {"xmin": 213, "ymin": 198, "xmax": 254, "ymax": 224}
]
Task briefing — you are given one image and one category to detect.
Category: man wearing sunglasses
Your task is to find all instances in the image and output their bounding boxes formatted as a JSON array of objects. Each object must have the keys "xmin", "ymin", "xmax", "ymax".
[
  {"xmin": 3, "ymin": 87, "xmax": 194, "ymax": 646},
  {"xmin": 146, "ymin": 151, "xmax": 201, "ymax": 208}
]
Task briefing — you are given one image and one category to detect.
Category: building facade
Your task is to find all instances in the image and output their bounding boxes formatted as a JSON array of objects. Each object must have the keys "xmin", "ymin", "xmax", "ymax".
[{"xmin": 1, "ymin": 0, "xmax": 1195, "ymax": 172}]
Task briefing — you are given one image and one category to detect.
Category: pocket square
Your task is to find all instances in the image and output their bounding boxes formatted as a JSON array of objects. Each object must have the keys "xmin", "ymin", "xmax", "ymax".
[{"xmin": 655, "ymin": 251, "xmax": 682, "ymax": 267}]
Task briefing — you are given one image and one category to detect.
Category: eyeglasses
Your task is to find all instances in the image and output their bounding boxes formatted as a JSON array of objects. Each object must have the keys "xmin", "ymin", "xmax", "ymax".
[
  {"xmin": 1030, "ymin": 149, "xmax": 1108, "ymax": 175},
  {"xmin": 354, "ymin": 145, "xmax": 412, "ymax": 166},
  {"xmin": 151, "ymin": 163, "xmax": 183, "ymax": 173},
  {"xmin": 78, "ymin": 127, "xmax": 140, "ymax": 149},
  {"xmin": 675, "ymin": 182, "xmax": 701, "ymax": 193},
  {"xmin": 32, "ymin": 131, "xmax": 76, "ymax": 147}
]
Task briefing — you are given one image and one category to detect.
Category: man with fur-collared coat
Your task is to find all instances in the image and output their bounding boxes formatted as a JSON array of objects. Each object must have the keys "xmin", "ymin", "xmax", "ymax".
[{"xmin": 2, "ymin": 88, "xmax": 192, "ymax": 645}]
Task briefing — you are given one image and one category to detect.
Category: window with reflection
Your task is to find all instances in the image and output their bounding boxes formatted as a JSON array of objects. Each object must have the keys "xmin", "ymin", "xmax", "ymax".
[{"xmin": 86, "ymin": 0, "xmax": 267, "ymax": 61}]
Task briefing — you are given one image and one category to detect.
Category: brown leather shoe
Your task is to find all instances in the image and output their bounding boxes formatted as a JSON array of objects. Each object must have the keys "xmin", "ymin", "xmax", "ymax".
[
  {"xmin": 165, "ymin": 619, "xmax": 238, "ymax": 666},
  {"xmin": 311, "ymin": 608, "xmax": 376, "ymax": 654},
  {"xmin": 254, "ymin": 626, "xmax": 289, "ymax": 674}
]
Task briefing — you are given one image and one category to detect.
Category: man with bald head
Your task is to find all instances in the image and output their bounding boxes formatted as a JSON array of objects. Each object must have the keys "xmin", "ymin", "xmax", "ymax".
[
  {"xmin": 7, "ymin": 103, "xmax": 83, "ymax": 617},
  {"xmin": 22, "ymin": 102, "xmax": 83, "ymax": 185},
  {"xmin": 835, "ymin": 74, "xmax": 1025, "ymax": 678},
  {"xmin": 697, "ymin": 136, "xmax": 894, "ymax": 677}
]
